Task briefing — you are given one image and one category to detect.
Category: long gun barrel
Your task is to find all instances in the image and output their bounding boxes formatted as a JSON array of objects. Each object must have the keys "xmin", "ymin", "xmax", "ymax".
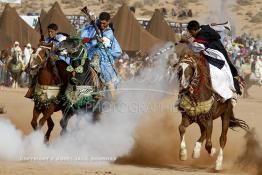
[
  {"xmin": 81, "ymin": 6, "xmax": 117, "ymax": 75},
  {"xmin": 81, "ymin": 7, "xmax": 101, "ymax": 38},
  {"xmin": 38, "ymin": 17, "xmax": 45, "ymax": 42}
]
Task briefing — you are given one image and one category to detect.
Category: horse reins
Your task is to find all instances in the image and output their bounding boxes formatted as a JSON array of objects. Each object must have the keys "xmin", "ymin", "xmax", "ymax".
[{"xmin": 178, "ymin": 54, "xmax": 200, "ymax": 94}]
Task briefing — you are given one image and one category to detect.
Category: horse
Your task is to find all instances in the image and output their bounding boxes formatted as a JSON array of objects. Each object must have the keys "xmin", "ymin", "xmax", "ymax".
[
  {"xmin": 56, "ymin": 38, "xmax": 104, "ymax": 135},
  {"xmin": 242, "ymin": 73, "xmax": 262, "ymax": 98},
  {"xmin": 175, "ymin": 43, "xmax": 249, "ymax": 170},
  {"xmin": 7, "ymin": 49, "xmax": 24, "ymax": 88},
  {"xmin": 29, "ymin": 45, "xmax": 63, "ymax": 142},
  {"xmin": 0, "ymin": 49, "xmax": 10, "ymax": 86},
  {"xmin": 240, "ymin": 60, "xmax": 262, "ymax": 98}
]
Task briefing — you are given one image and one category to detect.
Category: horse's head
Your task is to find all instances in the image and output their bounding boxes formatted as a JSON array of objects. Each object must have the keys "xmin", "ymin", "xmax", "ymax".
[
  {"xmin": 11, "ymin": 49, "xmax": 22, "ymax": 64},
  {"xmin": 177, "ymin": 58, "xmax": 197, "ymax": 90},
  {"xmin": 58, "ymin": 38, "xmax": 82, "ymax": 56},
  {"xmin": 175, "ymin": 43, "xmax": 199, "ymax": 91},
  {"xmin": 30, "ymin": 46, "xmax": 52, "ymax": 68}
]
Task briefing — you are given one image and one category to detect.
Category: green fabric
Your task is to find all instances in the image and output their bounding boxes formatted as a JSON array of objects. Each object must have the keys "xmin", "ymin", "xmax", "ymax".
[
  {"xmin": 90, "ymin": 54, "xmax": 101, "ymax": 73},
  {"xmin": 10, "ymin": 63, "xmax": 23, "ymax": 73},
  {"xmin": 66, "ymin": 47, "xmax": 87, "ymax": 74},
  {"xmin": 63, "ymin": 90, "xmax": 104, "ymax": 111},
  {"xmin": 179, "ymin": 96, "xmax": 214, "ymax": 117}
]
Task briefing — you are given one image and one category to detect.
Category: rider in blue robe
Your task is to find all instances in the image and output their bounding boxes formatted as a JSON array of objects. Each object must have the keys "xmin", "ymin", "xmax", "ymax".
[
  {"xmin": 80, "ymin": 12, "xmax": 122, "ymax": 99},
  {"xmin": 25, "ymin": 23, "xmax": 69, "ymax": 98},
  {"xmin": 43, "ymin": 23, "xmax": 70, "ymax": 65}
]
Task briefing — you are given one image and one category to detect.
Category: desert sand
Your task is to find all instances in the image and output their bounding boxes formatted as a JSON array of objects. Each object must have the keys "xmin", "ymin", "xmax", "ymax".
[
  {"xmin": 0, "ymin": 0, "xmax": 261, "ymax": 174},
  {"xmin": 0, "ymin": 84, "xmax": 261, "ymax": 175}
]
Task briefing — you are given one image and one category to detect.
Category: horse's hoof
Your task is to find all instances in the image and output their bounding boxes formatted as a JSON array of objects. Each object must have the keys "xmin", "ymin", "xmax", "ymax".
[
  {"xmin": 192, "ymin": 142, "xmax": 201, "ymax": 159},
  {"xmin": 60, "ymin": 130, "xmax": 67, "ymax": 136},
  {"xmin": 210, "ymin": 148, "xmax": 217, "ymax": 157},
  {"xmin": 36, "ymin": 126, "xmax": 41, "ymax": 130},
  {"xmin": 215, "ymin": 151, "xmax": 223, "ymax": 170},
  {"xmin": 179, "ymin": 149, "xmax": 187, "ymax": 161},
  {"xmin": 192, "ymin": 151, "xmax": 200, "ymax": 159},
  {"xmin": 44, "ymin": 137, "xmax": 49, "ymax": 144},
  {"xmin": 215, "ymin": 162, "xmax": 223, "ymax": 171}
]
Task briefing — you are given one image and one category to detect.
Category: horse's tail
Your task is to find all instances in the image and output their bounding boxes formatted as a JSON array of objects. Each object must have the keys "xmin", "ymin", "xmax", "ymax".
[{"xmin": 229, "ymin": 114, "xmax": 249, "ymax": 132}]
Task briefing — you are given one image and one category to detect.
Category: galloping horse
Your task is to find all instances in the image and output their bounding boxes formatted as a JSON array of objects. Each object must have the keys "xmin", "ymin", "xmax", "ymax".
[
  {"xmin": 7, "ymin": 49, "xmax": 23, "ymax": 88},
  {"xmin": 30, "ymin": 45, "xmax": 63, "ymax": 142},
  {"xmin": 242, "ymin": 63, "xmax": 262, "ymax": 98},
  {"xmin": 56, "ymin": 38, "xmax": 104, "ymax": 135},
  {"xmin": 175, "ymin": 43, "xmax": 249, "ymax": 170}
]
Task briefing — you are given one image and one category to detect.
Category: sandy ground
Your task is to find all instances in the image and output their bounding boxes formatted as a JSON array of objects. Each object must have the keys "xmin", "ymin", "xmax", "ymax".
[{"xmin": 0, "ymin": 84, "xmax": 261, "ymax": 175}]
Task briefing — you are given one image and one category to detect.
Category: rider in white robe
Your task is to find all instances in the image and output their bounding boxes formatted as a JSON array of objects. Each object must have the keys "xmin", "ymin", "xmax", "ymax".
[{"xmin": 187, "ymin": 20, "xmax": 242, "ymax": 101}]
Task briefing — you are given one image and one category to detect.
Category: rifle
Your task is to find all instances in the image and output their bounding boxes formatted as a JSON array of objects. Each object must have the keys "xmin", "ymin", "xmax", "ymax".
[
  {"xmin": 38, "ymin": 17, "xmax": 45, "ymax": 42},
  {"xmin": 81, "ymin": 6, "xmax": 117, "ymax": 76},
  {"xmin": 81, "ymin": 7, "xmax": 101, "ymax": 38}
]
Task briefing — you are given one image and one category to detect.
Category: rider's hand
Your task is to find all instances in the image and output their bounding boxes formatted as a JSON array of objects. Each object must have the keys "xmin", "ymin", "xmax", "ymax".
[
  {"xmin": 39, "ymin": 41, "xmax": 45, "ymax": 46},
  {"xmin": 89, "ymin": 11, "xmax": 96, "ymax": 22},
  {"xmin": 97, "ymin": 37, "xmax": 103, "ymax": 43}
]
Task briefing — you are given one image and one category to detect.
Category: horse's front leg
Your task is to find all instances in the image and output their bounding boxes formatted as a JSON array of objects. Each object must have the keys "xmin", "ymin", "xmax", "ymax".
[
  {"xmin": 215, "ymin": 111, "xmax": 230, "ymax": 170},
  {"xmin": 60, "ymin": 108, "xmax": 73, "ymax": 136},
  {"xmin": 205, "ymin": 118, "xmax": 216, "ymax": 157},
  {"xmin": 11, "ymin": 80, "xmax": 15, "ymax": 88},
  {"xmin": 44, "ymin": 117, "xmax": 55, "ymax": 143},
  {"xmin": 179, "ymin": 115, "xmax": 192, "ymax": 161},
  {"xmin": 31, "ymin": 107, "xmax": 40, "ymax": 130},
  {"xmin": 38, "ymin": 105, "xmax": 55, "ymax": 129},
  {"xmin": 15, "ymin": 77, "xmax": 19, "ymax": 88},
  {"xmin": 192, "ymin": 122, "xmax": 207, "ymax": 159}
]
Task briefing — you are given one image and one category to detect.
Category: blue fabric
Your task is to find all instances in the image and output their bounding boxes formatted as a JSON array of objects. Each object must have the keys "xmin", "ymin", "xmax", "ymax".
[
  {"xmin": 45, "ymin": 33, "xmax": 67, "ymax": 48},
  {"xmin": 80, "ymin": 24, "xmax": 122, "ymax": 84},
  {"xmin": 45, "ymin": 33, "xmax": 70, "ymax": 65}
]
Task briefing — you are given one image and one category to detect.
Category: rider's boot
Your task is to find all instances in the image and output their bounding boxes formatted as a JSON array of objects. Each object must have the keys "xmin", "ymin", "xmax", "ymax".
[
  {"xmin": 24, "ymin": 87, "xmax": 34, "ymax": 99},
  {"xmin": 24, "ymin": 76, "xmax": 37, "ymax": 99}
]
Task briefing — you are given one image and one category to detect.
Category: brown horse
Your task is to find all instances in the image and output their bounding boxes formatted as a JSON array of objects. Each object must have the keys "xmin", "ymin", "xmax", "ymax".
[
  {"xmin": 30, "ymin": 46, "xmax": 63, "ymax": 142},
  {"xmin": 175, "ymin": 44, "xmax": 249, "ymax": 170}
]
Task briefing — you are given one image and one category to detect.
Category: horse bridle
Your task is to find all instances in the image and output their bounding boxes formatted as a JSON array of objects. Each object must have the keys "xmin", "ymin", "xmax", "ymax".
[
  {"xmin": 178, "ymin": 54, "xmax": 200, "ymax": 94},
  {"xmin": 37, "ymin": 46, "xmax": 52, "ymax": 62}
]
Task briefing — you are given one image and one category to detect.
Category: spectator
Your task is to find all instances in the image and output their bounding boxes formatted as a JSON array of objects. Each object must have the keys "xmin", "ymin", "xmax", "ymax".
[
  {"xmin": 188, "ymin": 9, "xmax": 192, "ymax": 17},
  {"xmin": 23, "ymin": 43, "xmax": 33, "ymax": 66},
  {"xmin": 171, "ymin": 8, "xmax": 177, "ymax": 16}
]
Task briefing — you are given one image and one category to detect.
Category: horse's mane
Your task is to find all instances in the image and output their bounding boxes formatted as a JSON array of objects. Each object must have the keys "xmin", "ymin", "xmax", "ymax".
[
  {"xmin": 176, "ymin": 43, "xmax": 211, "ymax": 92},
  {"xmin": 176, "ymin": 43, "xmax": 208, "ymax": 75}
]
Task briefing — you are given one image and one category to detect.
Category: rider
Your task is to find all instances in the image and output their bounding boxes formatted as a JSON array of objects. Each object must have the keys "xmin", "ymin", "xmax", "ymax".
[
  {"xmin": 11, "ymin": 41, "xmax": 23, "ymax": 63},
  {"xmin": 25, "ymin": 23, "xmax": 68, "ymax": 99},
  {"xmin": 42, "ymin": 23, "xmax": 70, "ymax": 64},
  {"xmin": 23, "ymin": 43, "xmax": 33, "ymax": 66},
  {"xmin": 209, "ymin": 21, "xmax": 231, "ymax": 45},
  {"xmin": 186, "ymin": 20, "xmax": 242, "ymax": 103},
  {"xmin": 80, "ymin": 12, "xmax": 122, "ymax": 100}
]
